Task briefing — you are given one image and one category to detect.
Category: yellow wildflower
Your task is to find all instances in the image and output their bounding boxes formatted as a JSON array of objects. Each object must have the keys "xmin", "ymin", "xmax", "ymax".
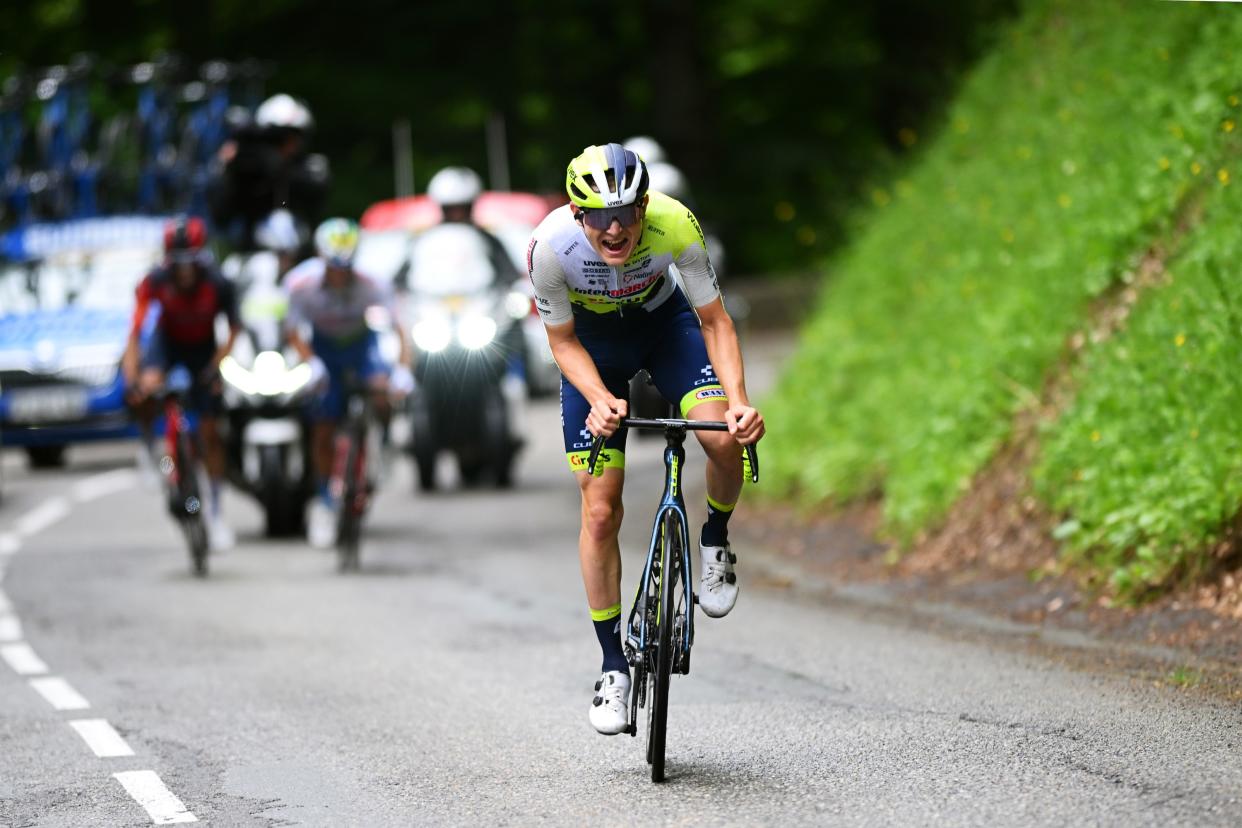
[
  {"xmin": 1175, "ymin": 333, "xmax": 1186, "ymax": 347},
  {"xmin": 1219, "ymin": 168, "xmax": 1230, "ymax": 185},
  {"xmin": 872, "ymin": 188, "xmax": 891, "ymax": 207},
  {"xmin": 1090, "ymin": 430, "xmax": 1101, "ymax": 443},
  {"xmin": 1158, "ymin": 157, "xmax": 1171, "ymax": 171},
  {"xmin": 1225, "ymin": 120, "xmax": 1236, "ymax": 133},
  {"xmin": 1231, "ymin": 95, "xmax": 1240, "ymax": 107},
  {"xmin": 898, "ymin": 128, "xmax": 917, "ymax": 147},
  {"xmin": 1191, "ymin": 161, "xmax": 1202, "ymax": 176},
  {"xmin": 796, "ymin": 226, "xmax": 816, "ymax": 246},
  {"xmin": 1001, "ymin": 228, "xmax": 1015, "ymax": 244},
  {"xmin": 1058, "ymin": 193, "xmax": 1072, "ymax": 209}
]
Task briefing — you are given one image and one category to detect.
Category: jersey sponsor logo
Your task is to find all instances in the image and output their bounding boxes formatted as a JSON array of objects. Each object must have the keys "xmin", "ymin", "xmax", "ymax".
[
  {"xmin": 693, "ymin": 387, "xmax": 726, "ymax": 402},
  {"xmin": 693, "ymin": 364, "xmax": 718, "ymax": 387},
  {"xmin": 687, "ymin": 211, "xmax": 706, "ymax": 246},
  {"xmin": 526, "ymin": 238, "xmax": 537, "ymax": 276}
]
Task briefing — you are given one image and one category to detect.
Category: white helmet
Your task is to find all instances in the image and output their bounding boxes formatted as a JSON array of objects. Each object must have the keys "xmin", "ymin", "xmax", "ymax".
[
  {"xmin": 623, "ymin": 135, "xmax": 666, "ymax": 165},
  {"xmin": 427, "ymin": 167, "xmax": 483, "ymax": 207},
  {"xmin": 255, "ymin": 93, "xmax": 313, "ymax": 130},
  {"xmin": 646, "ymin": 162, "xmax": 690, "ymax": 203},
  {"xmin": 255, "ymin": 209, "xmax": 301, "ymax": 252}
]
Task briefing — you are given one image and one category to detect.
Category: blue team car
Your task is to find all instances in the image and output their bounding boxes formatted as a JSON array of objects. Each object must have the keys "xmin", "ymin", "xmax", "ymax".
[{"xmin": 0, "ymin": 217, "xmax": 167, "ymax": 466}]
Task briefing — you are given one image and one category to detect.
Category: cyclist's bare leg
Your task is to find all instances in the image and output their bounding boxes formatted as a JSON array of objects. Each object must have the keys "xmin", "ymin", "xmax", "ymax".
[
  {"xmin": 311, "ymin": 420, "xmax": 336, "ymax": 488},
  {"xmin": 576, "ymin": 468, "xmax": 625, "ymax": 610},
  {"xmin": 688, "ymin": 400, "xmax": 743, "ymax": 507}
]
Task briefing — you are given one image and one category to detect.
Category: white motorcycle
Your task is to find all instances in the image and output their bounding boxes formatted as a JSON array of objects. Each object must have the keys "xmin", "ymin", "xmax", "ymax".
[{"xmin": 402, "ymin": 223, "xmax": 528, "ymax": 490}]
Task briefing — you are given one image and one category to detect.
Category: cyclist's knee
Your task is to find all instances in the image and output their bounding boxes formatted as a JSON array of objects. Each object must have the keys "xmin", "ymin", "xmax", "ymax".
[
  {"xmin": 584, "ymin": 498, "xmax": 623, "ymax": 542},
  {"xmin": 698, "ymin": 430, "xmax": 738, "ymax": 464}
]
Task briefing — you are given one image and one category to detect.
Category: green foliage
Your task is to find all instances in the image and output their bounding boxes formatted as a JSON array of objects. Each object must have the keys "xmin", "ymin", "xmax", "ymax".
[
  {"xmin": 1035, "ymin": 167, "xmax": 1242, "ymax": 599},
  {"xmin": 0, "ymin": 0, "xmax": 1016, "ymax": 273},
  {"xmin": 765, "ymin": 0, "xmax": 1242, "ymax": 544}
]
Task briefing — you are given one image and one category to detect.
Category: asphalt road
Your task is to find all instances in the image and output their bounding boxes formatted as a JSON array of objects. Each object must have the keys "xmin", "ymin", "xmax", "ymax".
[{"xmin": 2, "ymin": 338, "xmax": 1241, "ymax": 826}]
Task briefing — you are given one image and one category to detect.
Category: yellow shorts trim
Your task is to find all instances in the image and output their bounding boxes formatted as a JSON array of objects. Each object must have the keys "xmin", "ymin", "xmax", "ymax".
[
  {"xmin": 568, "ymin": 448, "xmax": 625, "ymax": 474},
  {"xmin": 679, "ymin": 384, "xmax": 728, "ymax": 417}
]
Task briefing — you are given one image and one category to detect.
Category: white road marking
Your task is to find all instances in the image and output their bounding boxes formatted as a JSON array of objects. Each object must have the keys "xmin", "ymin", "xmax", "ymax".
[
  {"xmin": 1, "ymin": 642, "xmax": 49, "ymax": 675},
  {"xmin": 0, "ymin": 533, "xmax": 19, "ymax": 556},
  {"xmin": 0, "ymin": 614, "xmax": 22, "ymax": 642},
  {"xmin": 113, "ymin": 771, "xmax": 198, "ymax": 824},
  {"xmin": 72, "ymin": 469, "xmax": 138, "ymax": 503},
  {"xmin": 69, "ymin": 719, "xmax": 135, "ymax": 757},
  {"xmin": 30, "ymin": 676, "xmax": 91, "ymax": 710},
  {"xmin": 14, "ymin": 497, "xmax": 71, "ymax": 538}
]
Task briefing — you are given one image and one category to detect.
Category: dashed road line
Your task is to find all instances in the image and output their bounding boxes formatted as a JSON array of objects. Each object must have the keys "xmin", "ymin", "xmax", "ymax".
[
  {"xmin": 113, "ymin": 771, "xmax": 198, "ymax": 824},
  {"xmin": 30, "ymin": 676, "xmax": 91, "ymax": 711},
  {"xmin": 5, "ymin": 468, "xmax": 198, "ymax": 823},
  {"xmin": 1, "ymin": 642, "xmax": 49, "ymax": 675},
  {"xmin": 14, "ymin": 497, "xmax": 71, "ymax": 538},
  {"xmin": 69, "ymin": 718, "xmax": 135, "ymax": 758},
  {"xmin": 0, "ymin": 613, "xmax": 23, "ymax": 642},
  {"xmin": 72, "ymin": 468, "xmax": 137, "ymax": 503}
]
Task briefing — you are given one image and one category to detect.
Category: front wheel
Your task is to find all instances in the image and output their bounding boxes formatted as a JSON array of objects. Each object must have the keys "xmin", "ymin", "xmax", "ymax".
[{"xmin": 647, "ymin": 510, "xmax": 681, "ymax": 783}]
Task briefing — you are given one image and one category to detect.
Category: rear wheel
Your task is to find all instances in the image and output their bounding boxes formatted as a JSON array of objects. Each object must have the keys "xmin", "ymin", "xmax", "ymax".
[
  {"xmin": 336, "ymin": 428, "xmax": 364, "ymax": 573},
  {"xmin": 176, "ymin": 434, "xmax": 208, "ymax": 577},
  {"xmin": 647, "ymin": 510, "xmax": 681, "ymax": 783}
]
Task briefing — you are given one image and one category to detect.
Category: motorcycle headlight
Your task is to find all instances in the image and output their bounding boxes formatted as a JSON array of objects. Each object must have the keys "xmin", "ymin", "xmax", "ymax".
[
  {"xmin": 505, "ymin": 290, "xmax": 533, "ymax": 320},
  {"xmin": 457, "ymin": 314, "xmax": 497, "ymax": 350},
  {"xmin": 220, "ymin": 352, "xmax": 312, "ymax": 397},
  {"xmin": 412, "ymin": 317, "xmax": 452, "ymax": 353}
]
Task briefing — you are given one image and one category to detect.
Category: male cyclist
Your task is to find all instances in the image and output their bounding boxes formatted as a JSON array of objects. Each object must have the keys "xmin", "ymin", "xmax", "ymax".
[
  {"xmin": 285, "ymin": 218, "xmax": 413, "ymax": 548},
  {"xmin": 122, "ymin": 216, "xmax": 241, "ymax": 551},
  {"xmin": 528, "ymin": 143, "xmax": 764, "ymax": 735}
]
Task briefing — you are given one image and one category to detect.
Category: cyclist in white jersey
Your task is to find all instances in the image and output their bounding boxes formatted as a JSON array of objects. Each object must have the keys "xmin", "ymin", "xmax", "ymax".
[{"xmin": 528, "ymin": 143, "xmax": 764, "ymax": 735}]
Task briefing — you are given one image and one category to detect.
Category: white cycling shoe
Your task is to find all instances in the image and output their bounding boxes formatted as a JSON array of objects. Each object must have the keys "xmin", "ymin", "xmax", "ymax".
[
  {"xmin": 207, "ymin": 515, "xmax": 235, "ymax": 553},
  {"xmin": 308, "ymin": 500, "xmax": 337, "ymax": 549},
  {"xmin": 698, "ymin": 542, "xmax": 739, "ymax": 618},
  {"xmin": 589, "ymin": 671, "xmax": 631, "ymax": 736}
]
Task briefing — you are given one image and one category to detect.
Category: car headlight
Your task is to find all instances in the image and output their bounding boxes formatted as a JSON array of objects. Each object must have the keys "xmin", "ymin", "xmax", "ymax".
[
  {"xmin": 457, "ymin": 315, "xmax": 497, "ymax": 350},
  {"xmin": 412, "ymin": 317, "xmax": 452, "ymax": 353},
  {"xmin": 220, "ymin": 353, "xmax": 311, "ymax": 397}
]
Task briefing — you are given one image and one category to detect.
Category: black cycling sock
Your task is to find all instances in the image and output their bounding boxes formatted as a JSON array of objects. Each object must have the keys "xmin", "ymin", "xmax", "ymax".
[
  {"xmin": 701, "ymin": 494, "xmax": 736, "ymax": 547},
  {"xmin": 591, "ymin": 605, "xmax": 630, "ymax": 674}
]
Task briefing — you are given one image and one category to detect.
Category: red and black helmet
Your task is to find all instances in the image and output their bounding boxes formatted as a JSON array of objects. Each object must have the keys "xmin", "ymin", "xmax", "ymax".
[{"xmin": 164, "ymin": 216, "xmax": 207, "ymax": 259}]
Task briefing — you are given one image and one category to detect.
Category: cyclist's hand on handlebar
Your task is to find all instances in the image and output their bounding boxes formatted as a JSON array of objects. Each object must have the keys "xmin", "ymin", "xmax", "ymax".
[
  {"xmin": 586, "ymin": 395, "xmax": 628, "ymax": 438},
  {"xmin": 726, "ymin": 404, "xmax": 765, "ymax": 445}
]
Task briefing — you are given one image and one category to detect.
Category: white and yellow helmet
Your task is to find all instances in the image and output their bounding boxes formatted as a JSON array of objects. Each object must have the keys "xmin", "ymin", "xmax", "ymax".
[{"xmin": 314, "ymin": 217, "xmax": 359, "ymax": 267}]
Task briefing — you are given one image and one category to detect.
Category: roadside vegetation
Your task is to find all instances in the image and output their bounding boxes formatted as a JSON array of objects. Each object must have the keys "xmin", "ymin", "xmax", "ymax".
[{"xmin": 766, "ymin": 0, "xmax": 1242, "ymax": 599}]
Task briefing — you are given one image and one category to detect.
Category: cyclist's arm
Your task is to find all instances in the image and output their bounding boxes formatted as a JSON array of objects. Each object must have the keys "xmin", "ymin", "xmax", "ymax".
[
  {"xmin": 544, "ymin": 318, "xmax": 627, "ymax": 435},
  {"xmin": 283, "ymin": 283, "xmax": 315, "ymax": 363},
  {"xmin": 210, "ymin": 277, "xmax": 242, "ymax": 371},
  {"xmin": 122, "ymin": 277, "xmax": 153, "ymax": 385},
  {"xmin": 697, "ymin": 298, "xmax": 763, "ymax": 444},
  {"xmin": 529, "ymin": 236, "xmax": 626, "ymax": 433}
]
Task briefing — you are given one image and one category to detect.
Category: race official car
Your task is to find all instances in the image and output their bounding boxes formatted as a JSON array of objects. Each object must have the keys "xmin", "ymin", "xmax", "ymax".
[{"xmin": 0, "ymin": 217, "xmax": 166, "ymax": 466}]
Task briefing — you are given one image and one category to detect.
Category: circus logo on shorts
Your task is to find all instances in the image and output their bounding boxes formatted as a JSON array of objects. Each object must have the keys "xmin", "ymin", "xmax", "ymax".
[{"xmin": 570, "ymin": 451, "xmax": 613, "ymax": 469}]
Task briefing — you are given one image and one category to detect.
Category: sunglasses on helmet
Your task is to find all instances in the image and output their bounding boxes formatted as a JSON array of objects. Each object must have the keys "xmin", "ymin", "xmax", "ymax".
[{"xmin": 576, "ymin": 203, "xmax": 642, "ymax": 231}]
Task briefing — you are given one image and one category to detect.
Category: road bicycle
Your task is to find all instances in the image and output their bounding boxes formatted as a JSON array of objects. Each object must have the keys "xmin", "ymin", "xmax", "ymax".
[
  {"xmin": 156, "ymin": 365, "xmax": 209, "ymax": 577},
  {"xmin": 587, "ymin": 416, "xmax": 759, "ymax": 782},
  {"xmin": 331, "ymin": 378, "xmax": 382, "ymax": 573}
]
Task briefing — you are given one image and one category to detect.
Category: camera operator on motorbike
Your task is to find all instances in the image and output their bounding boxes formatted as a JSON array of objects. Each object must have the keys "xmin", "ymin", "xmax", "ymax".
[
  {"xmin": 122, "ymin": 216, "xmax": 242, "ymax": 551},
  {"xmin": 209, "ymin": 93, "xmax": 329, "ymax": 254},
  {"xmin": 424, "ymin": 167, "xmax": 520, "ymax": 288},
  {"xmin": 528, "ymin": 143, "xmax": 764, "ymax": 735},
  {"xmin": 285, "ymin": 218, "xmax": 414, "ymax": 548}
]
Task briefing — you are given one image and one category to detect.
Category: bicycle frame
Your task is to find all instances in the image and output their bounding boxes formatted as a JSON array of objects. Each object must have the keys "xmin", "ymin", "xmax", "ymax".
[{"xmin": 626, "ymin": 426, "xmax": 695, "ymax": 661}]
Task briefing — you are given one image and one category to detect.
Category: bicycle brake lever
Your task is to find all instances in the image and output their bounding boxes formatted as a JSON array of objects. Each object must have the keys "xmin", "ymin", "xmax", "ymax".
[
  {"xmin": 744, "ymin": 444, "xmax": 759, "ymax": 484},
  {"xmin": 586, "ymin": 433, "xmax": 607, "ymax": 477}
]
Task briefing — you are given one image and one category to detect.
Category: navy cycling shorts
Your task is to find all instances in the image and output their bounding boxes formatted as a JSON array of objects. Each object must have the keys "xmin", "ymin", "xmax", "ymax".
[
  {"xmin": 560, "ymin": 289, "xmax": 726, "ymax": 473},
  {"xmin": 140, "ymin": 334, "xmax": 223, "ymax": 415},
  {"xmin": 309, "ymin": 331, "xmax": 389, "ymax": 421}
]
